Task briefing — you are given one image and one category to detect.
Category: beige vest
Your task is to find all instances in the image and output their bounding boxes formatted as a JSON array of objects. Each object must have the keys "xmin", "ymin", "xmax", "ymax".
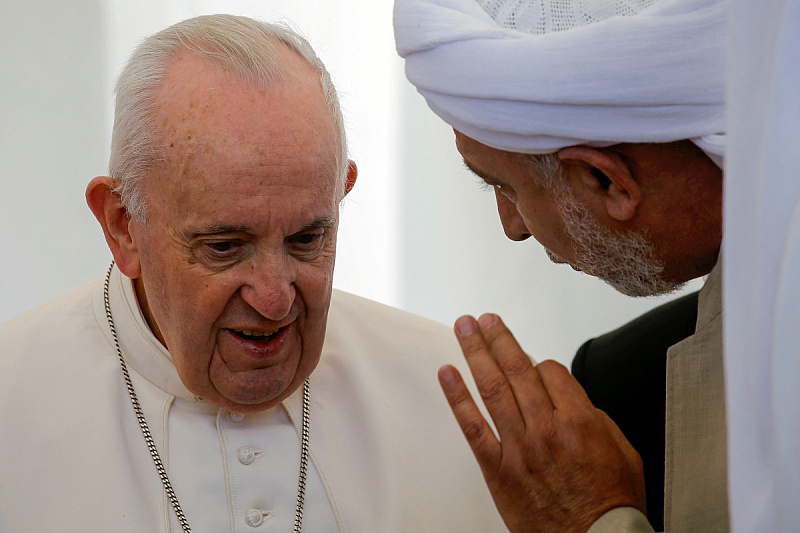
[{"xmin": 590, "ymin": 264, "xmax": 729, "ymax": 533}]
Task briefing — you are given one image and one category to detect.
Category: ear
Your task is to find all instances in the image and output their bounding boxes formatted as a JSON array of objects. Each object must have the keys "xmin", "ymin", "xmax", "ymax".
[
  {"xmin": 343, "ymin": 160, "xmax": 358, "ymax": 196},
  {"xmin": 557, "ymin": 146, "xmax": 641, "ymax": 221},
  {"xmin": 85, "ymin": 176, "xmax": 142, "ymax": 278}
]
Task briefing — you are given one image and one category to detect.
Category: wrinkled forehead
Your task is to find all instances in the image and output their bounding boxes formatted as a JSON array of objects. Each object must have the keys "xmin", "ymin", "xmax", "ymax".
[
  {"xmin": 157, "ymin": 52, "xmax": 333, "ymax": 143},
  {"xmin": 132, "ymin": 53, "xmax": 342, "ymax": 223},
  {"xmin": 150, "ymin": 51, "xmax": 339, "ymax": 185}
]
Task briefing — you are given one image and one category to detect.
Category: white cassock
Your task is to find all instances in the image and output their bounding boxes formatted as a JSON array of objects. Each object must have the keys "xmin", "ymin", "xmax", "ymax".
[
  {"xmin": 0, "ymin": 265, "xmax": 506, "ymax": 532},
  {"xmin": 724, "ymin": 0, "xmax": 800, "ymax": 531}
]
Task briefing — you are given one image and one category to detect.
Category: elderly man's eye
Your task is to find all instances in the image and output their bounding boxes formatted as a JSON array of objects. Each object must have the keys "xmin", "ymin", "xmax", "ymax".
[
  {"xmin": 476, "ymin": 178, "xmax": 511, "ymax": 198},
  {"xmin": 497, "ymin": 185, "xmax": 513, "ymax": 199},
  {"xmin": 295, "ymin": 234, "xmax": 318, "ymax": 244},
  {"xmin": 289, "ymin": 231, "xmax": 325, "ymax": 253},
  {"xmin": 206, "ymin": 241, "xmax": 240, "ymax": 255}
]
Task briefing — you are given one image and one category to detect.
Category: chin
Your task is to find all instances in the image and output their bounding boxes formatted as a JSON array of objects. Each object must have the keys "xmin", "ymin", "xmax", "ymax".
[
  {"xmin": 218, "ymin": 393, "xmax": 286, "ymax": 414},
  {"xmin": 219, "ymin": 368, "xmax": 314, "ymax": 413},
  {"xmin": 222, "ymin": 386, "xmax": 291, "ymax": 412},
  {"xmin": 603, "ymin": 276, "xmax": 685, "ymax": 298},
  {"xmin": 545, "ymin": 249, "xmax": 570, "ymax": 265}
]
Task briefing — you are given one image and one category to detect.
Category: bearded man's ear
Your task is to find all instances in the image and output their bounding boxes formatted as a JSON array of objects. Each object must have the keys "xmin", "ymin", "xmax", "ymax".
[{"xmin": 557, "ymin": 145, "xmax": 641, "ymax": 222}]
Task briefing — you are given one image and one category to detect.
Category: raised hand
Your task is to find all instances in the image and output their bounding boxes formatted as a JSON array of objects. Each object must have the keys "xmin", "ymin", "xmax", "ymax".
[{"xmin": 439, "ymin": 313, "xmax": 647, "ymax": 533}]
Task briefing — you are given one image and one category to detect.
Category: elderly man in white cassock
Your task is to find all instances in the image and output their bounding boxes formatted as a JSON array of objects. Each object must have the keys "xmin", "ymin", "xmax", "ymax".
[
  {"xmin": 0, "ymin": 15, "xmax": 507, "ymax": 533},
  {"xmin": 395, "ymin": 0, "xmax": 728, "ymax": 532}
]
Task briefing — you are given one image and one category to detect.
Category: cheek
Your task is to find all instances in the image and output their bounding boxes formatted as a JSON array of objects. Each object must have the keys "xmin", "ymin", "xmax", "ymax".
[
  {"xmin": 301, "ymin": 267, "xmax": 334, "ymax": 312},
  {"xmin": 519, "ymin": 200, "xmax": 570, "ymax": 250},
  {"xmin": 151, "ymin": 272, "xmax": 235, "ymax": 355},
  {"xmin": 302, "ymin": 242, "xmax": 338, "ymax": 289},
  {"xmin": 296, "ymin": 263, "xmax": 335, "ymax": 333},
  {"xmin": 166, "ymin": 286, "xmax": 229, "ymax": 390}
]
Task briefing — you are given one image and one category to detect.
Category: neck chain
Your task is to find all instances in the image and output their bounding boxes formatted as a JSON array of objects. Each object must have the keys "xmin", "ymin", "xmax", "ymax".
[{"xmin": 103, "ymin": 262, "xmax": 310, "ymax": 533}]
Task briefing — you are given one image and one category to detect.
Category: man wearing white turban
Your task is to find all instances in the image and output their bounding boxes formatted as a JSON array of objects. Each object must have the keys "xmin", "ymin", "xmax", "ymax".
[{"xmin": 395, "ymin": 0, "xmax": 728, "ymax": 532}]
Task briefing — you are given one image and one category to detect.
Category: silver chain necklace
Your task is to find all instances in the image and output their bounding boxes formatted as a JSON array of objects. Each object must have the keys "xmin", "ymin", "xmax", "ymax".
[{"xmin": 103, "ymin": 262, "xmax": 310, "ymax": 533}]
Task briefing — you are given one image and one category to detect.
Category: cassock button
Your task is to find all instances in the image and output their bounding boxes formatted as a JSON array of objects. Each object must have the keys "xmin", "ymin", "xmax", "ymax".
[
  {"xmin": 245, "ymin": 508, "xmax": 269, "ymax": 527},
  {"xmin": 230, "ymin": 411, "xmax": 245, "ymax": 422},
  {"xmin": 238, "ymin": 446, "xmax": 256, "ymax": 465}
]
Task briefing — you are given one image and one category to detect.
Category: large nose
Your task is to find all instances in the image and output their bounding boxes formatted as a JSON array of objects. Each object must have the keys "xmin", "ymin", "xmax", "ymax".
[
  {"xmin": 240, "ymin": 253, "xmax": 297, "ymax": 320},
  {"xmin": 495, "ymin": 190, "xmax": 531, "ymax": 241}
]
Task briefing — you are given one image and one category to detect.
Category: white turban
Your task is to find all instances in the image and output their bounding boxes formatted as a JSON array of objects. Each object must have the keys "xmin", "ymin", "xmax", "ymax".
[{"xmin": 394, "ymin": 0, "xmax": 726, "ymax": 164}]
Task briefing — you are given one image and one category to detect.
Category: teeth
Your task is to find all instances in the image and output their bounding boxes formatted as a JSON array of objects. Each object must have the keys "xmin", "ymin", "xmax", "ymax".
[{"xmin": 236, "ymin": 329, "xmax": 279, "ymax": 337}]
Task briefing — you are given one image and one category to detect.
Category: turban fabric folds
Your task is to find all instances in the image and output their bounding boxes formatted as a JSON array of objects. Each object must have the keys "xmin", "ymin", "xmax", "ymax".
[{"xmin": 394, "ymin": 0, "xmax": 726, "ymax": 163}]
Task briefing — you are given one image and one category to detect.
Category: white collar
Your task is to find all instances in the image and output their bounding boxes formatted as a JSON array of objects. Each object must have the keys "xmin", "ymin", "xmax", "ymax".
[{"xmin": 92, "ymin": 264, "xmax": 199, "ymax": 402}]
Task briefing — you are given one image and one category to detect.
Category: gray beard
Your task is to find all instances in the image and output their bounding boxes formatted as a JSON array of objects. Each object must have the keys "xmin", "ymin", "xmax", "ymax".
[{"xmin": 548, "ymin": 186, "xmax": 684, "ymax": 298}]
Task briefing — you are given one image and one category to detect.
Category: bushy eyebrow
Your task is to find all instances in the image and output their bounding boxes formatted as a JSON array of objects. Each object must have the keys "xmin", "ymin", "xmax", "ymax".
[
  {"xmin": 200, "ymin": 224, "xmax": 251, "ymax": 234},
  {"xmin": 461, "ymin": 158, "xmax": 507, "ymax": 188},
  {"xmin": 294, "ymin": 217, "xmax": 336, "ymax": 233},
  {"xmin": 193, "ymin": 217, "xmax": 336, "ymax": 236}
]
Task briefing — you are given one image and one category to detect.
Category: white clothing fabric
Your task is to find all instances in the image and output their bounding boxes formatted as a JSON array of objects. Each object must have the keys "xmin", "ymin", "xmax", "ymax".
[
  {"xmin": 724, "ymin": 0, "xmax": 800, "ymax": 531},
  {"xmin": 0, "ymin": 266, "xmax": 506, "ymax": 532},
  {"xmin": 476, "ymin": 0, "xmax": 660, "ymax": 35},
  {"xmin": 394, "ymin": 0, "xmax": 726, "ymax": 160},
  {"xmin": 588, "ymin": 507, "xmax": 654, "ymax": 533}
]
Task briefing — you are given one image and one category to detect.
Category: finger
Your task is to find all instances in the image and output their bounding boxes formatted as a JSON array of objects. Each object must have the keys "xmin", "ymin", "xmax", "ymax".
[
  {"xmin": 453, "ymin": 315, "xmax": 525, "ymax": 430},
  {"xmin": 535, "ymin": 360, "xmax": 593, "ymax": 412},
  {"xmin": 535, "ymin": 361, "xmax": 641, "ymax": 462},
  {"xmin": 438, "ymin": 365, "xmax": 502, "ymax": 470},
  {"xmin": 477, "ymin": 314, "xmax": 555, "ymax": 416}
]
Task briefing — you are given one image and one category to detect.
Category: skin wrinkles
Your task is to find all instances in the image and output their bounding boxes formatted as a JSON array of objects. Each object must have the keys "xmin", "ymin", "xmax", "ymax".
[
  {"xmin": 455, "ymin": 132, "xmax": 722, "ymax": 296},
  {"xmin": 463, "ymin": 157, "xmax": 514, "ymax": 192},
  {"xmin": 88, "ymin": 45, "xmax": 357, "ymax": 414},
  {"xmin": 456, "ymin": 132, "xmax": 569, "ymax": 260}
]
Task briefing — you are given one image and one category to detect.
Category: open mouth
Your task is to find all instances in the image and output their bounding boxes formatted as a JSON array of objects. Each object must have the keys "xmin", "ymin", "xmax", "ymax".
[{"xmin": 230, "ymin": 327, "xmax": 281, "ymax": 344}]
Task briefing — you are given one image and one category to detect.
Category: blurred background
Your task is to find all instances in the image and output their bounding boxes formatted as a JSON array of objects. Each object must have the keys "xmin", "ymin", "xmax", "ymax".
[{"xmin": 0, "ymin": 0, "xmax": 702, "ymax": 368}]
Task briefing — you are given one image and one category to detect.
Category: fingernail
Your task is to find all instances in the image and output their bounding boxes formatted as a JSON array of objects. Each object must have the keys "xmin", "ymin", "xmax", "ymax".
[
  {"xmin": 478, "ymin": 313, "xmax": 497, "ymax": 331},
  {"xmin": 438, "ymin": 365, "xmax": 458, "ymax": 387},
  {"xmin": 455, "ymin": 316, "xmax": 476, "ymax": 337}
]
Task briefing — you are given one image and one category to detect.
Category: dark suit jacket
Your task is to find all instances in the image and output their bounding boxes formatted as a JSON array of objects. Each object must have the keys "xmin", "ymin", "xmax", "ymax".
[{"xmin": 571, "ymin": 291, "xmax": 699, "ymax": 532}]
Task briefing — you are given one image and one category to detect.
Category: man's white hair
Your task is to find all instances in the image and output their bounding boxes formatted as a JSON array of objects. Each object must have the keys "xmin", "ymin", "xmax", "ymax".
[
  {"xmin": 109, "ymin": 14, "xmax": 348, "ymax": 222},
  {"xmin": 527, "ymin": 152, "xmax": 561, "ymax": 187}
]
